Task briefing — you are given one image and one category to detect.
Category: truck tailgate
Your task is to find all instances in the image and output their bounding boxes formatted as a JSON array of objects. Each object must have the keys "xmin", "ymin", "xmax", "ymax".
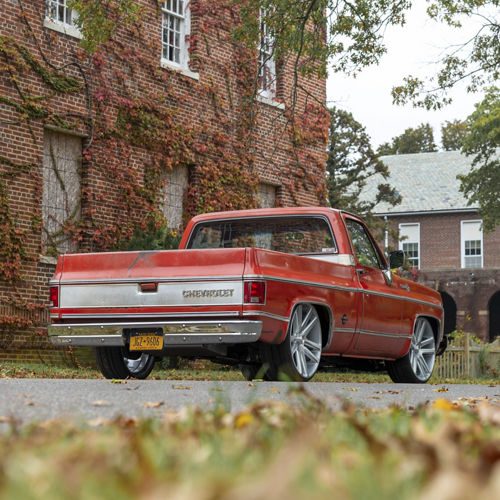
[{"xmin": 51, "ymin": 248, "xmax": 247, "ymax": 318}]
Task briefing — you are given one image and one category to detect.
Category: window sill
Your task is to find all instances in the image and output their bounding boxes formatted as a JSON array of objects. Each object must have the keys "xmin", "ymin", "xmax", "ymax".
[
  {"xmin": 39, "ymin": 255, "xmax": 58, "ymax": 266},
  {"xmin": 256, "ymin": 94, "xmax": 285, "ymax": 110},
  {"xmin": 43, "ymin": 18, "xmax": 82, "ymax": 40},
  {"xmin": 160, "ymin": 60, "xmax": 200, "ymax": 81}
]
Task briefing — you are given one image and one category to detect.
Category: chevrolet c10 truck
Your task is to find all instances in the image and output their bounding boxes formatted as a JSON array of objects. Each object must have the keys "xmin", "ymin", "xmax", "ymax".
[{"xmin": 48, "ymin": 207, "xmax": 446, "ymax": 382}]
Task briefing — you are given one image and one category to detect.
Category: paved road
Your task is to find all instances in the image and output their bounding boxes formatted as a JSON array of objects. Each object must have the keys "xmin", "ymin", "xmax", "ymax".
[{"xmin": 1, "ymin": 379, "xmax": 499, "ymax": 427}]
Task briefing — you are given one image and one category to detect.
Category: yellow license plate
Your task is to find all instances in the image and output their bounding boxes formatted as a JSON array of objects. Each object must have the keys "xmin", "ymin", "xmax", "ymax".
[{"xmin": 129, "ymin": 333, "xmax": 164, "ymax": 351}]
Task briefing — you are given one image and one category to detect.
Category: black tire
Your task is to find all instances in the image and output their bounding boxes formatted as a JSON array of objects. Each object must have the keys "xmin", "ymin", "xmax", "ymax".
[
  {"xmin": 239, "ymin": 363, "xmax": 271, "ymax": 381},
  {"xmin": 264, "ymin": 303, "xmax": 323, "ymax": 382},
  {"xmin": 387, "ymin": 317, "xmax": 436, "ymax": 383},
  {"xmin": 94, "ymin": 346, "xmax": 156, "ymax": 379}
]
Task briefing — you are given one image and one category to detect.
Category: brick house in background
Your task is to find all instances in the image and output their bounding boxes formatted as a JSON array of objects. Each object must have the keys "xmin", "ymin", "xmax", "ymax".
[
  {"xmin": 0, "ymin": 1, "xmax": 327, "ymax": 362},
  {"xmin": 363, "ymin": 151, "xmax": 500, "ymax": 342}
]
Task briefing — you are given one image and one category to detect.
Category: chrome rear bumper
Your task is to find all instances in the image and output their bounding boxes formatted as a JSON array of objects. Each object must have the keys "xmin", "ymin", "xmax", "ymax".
[{"xmin": 48, "ymin": 320, "xmax": 262, "ymax": 347}]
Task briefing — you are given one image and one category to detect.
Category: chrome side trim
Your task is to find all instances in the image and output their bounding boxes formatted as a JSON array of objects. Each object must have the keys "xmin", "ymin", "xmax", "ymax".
[
  {"xmin": 358, "ymin": 330, "xmax": 412, "ymax": 340},
  {"xmin": 363, "ymin": 289, "xmax": 444, "ymax": 311},
  {"xmin": 243, "ymin": 274, "xmax": 360, "ymax": 294},
  {"xmin": 60, "ymin": 311, "xmax": 241, "ymax": 319},
  {"xmin": 51, "ymin": 276, "xmax": 243, "ymax": 285},
  {"xmin": 333, "ymin": 328, "xmax": 357, "ymax": 334},
  {"xmin": 243, "ymin": 274, "xmax": 443, "ymax": 311},
  {"xmin": 242, "ymin": 311, "xmax": 289, "ymax": 322},
  {"xmin": 49, "ymin": 320, "xmax": 262, "ymax": 346}
]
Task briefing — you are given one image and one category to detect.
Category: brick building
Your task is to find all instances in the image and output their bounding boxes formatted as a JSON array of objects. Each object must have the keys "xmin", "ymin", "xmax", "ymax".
[
  {"xmin": 363, "ymin": 151, "xmax": 500, "ymax": 342},
  {"xmin": 0, "ymin": 1, "xmax": 327, "ymax": 362}
]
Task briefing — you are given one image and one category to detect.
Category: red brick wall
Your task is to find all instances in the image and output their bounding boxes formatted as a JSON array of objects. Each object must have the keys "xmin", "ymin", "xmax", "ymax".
[
  {"xmin": 387, "ymin": 212, "xmax": 500, "ymax": 270},
  {"xmin": 0, "ymin": 1, "xmax": 327, "ymax": 362},
  {"xmin": 384, "ymin": 212, "xmax": 500, "ymax": 341}
]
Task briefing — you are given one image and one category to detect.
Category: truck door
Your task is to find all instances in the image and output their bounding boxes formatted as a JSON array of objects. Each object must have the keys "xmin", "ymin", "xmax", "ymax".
[{"xmin": 343, "ymin": 216, "xmax": 408, "ymax": 357}]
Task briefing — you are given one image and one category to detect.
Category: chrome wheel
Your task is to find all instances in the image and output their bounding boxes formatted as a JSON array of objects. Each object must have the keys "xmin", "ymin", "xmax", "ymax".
[
  {"xmin": 387, "ymin": 317, "xmax": 436, "ymax": 383},
  {"xmin": 289, "ymin": 304, "xmax": 322, "ymax": 380},
  {"xmin": 409, "ymin": 318, "xmax": 436, "ymax": 381},
  {"xmin": 124, "ymin": 353, "xmax": 154, "ymax": 375}
]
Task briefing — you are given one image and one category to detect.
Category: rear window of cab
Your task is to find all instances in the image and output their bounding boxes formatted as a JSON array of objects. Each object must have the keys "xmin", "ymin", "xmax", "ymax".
[{"xmin": 187, "ymin": 216, "xmax": 337, "ymax": 255}]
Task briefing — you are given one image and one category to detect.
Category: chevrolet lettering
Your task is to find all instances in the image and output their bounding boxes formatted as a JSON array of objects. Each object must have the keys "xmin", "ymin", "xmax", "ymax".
[
  {"xmin": 48, "ymin": 207, "xmax": 446, "ymax": 382},
  {"xmin": 183, "ymin": 289, "xmax": 235, "ymax": 299}
]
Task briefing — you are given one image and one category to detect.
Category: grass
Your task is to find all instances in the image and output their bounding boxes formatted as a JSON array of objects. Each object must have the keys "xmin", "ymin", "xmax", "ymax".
[
  {"xmin": 0, "ymin": 391, "xmax": 499, "ymax": 499},
  {"xmin": 0, "ymin": 360, "xmax": 498, "ymax": 385}
]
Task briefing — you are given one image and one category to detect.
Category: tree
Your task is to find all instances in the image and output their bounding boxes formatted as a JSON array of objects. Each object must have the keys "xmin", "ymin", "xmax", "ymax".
[
  {"xmin": 441, "ymin": 119, "xmax": 467, "ymax": 151},
  {"xmin": 459, "ymin": 87, "xmax": 500, "ymax": 233},
  {"xmin": 233, "ymin": 1, "xmax": 412, "ymax": 106},
  {"xmin": 326, "ymin": 107, "xmax": 401, "ymax": 219},
  {"xmin": 392, "ymin": 1, "xmax": 499, "ymax": 109},
  {"xmin": 376, "ymin": 123, "xmax": 438, "ymax": 155}
]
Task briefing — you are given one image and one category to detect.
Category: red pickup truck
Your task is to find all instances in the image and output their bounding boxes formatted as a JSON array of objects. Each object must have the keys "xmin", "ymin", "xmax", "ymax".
[{"xmin": 48, "ymin": 207, "xmax": 445, "ymax": 383}]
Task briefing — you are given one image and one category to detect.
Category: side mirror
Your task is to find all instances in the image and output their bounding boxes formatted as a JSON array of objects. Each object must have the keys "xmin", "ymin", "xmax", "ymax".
[{"xmin": 389, "ymin": 250, "xmax": 405, "ymax": 269}]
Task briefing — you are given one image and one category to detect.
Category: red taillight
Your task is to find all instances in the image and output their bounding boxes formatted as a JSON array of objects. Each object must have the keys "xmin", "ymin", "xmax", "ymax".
[
  {"xmin": 50, "ymin": 286, "xmax": 59, "ymax": 308},
  {"xmin": 244, "ymin": 281, "xmax": 266, "ymax": 304}
]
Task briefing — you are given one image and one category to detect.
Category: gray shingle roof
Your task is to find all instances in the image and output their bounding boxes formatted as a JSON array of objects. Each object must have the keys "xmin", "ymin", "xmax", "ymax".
[{"xmin": 362, "ymin": 150, "xmax": 478, "ymax": 215}]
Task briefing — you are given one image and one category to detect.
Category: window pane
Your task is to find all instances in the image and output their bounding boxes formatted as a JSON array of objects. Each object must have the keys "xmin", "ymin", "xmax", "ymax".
[
  {"xmin": 189, "ymin": 217, "xmax": 336, "ymax": 254},
  {"xmin": 345, "ymin": 219, "xmax": 381, "ymax": 268}
]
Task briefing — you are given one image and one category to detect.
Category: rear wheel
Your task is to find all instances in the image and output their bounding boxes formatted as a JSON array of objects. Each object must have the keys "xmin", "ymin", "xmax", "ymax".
[
  {"xmin": 387, "ymin": 317, "xmax": 436, "ymax": 383},
  {"xmin": 265, "ymin": 303, "xmax": 322, "ymax": 381},
  {"xmin": 94, "ymin": 346, "xmax": 156, "ymax": 379},
  {"xmin": 239, "ymin": 363, "xmax": 261, "ymax": 381}
]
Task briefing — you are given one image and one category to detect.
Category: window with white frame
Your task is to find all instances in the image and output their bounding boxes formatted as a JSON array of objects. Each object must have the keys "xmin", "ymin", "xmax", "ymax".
[
  {"xmin": 258, "ymin": 10, "xmax": 276, "ymax": 99},
  {"xmin": 399, "ymin": 223, "xmax": 420, "ymax": 268},
  {"xmin": 161, "ymin": 0, "xmax": 190, "ymax": 69},
  {"xmin": 461, "ymin": 220, "xmax": 483, "ymax": 268},
  {"xmin": 45, "ymin": 0, "xmax": 78, "ymax": 29}
]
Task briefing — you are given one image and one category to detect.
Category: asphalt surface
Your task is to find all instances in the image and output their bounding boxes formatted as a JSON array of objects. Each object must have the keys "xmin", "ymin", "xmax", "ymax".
[{"xmin": 1, "ymin": 379, "xmax": 499, "ymax": 428}]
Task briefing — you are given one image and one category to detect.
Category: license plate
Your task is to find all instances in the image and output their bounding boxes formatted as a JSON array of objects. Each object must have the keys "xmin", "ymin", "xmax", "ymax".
[{"xmin": 129, "ymin": 332, "xmax": 164, "ymax": 351}]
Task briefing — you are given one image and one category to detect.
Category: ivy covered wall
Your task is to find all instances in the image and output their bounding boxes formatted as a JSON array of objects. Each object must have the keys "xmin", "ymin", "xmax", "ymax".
[{"xmin": 0, "ymin": 0, "xmax": 327, "ymax": 361}]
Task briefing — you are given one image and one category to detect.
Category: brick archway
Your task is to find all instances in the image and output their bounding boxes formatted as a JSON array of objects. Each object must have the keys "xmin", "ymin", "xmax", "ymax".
[
  {"xmin": 439, "ymin": 291, "xmax": 457, "ymax": 335},
  {"xmin": 489, "ymin": 291, "xmax": 500, "ymax": 342}
]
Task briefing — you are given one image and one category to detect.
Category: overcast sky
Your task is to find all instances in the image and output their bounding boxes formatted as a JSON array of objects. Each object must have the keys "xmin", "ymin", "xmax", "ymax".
[{"xmin": 326, "ymin": 1, "xmax": 485, "ymax": 149}]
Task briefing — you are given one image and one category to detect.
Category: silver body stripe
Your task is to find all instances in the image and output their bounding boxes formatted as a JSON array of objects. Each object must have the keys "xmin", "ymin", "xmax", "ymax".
[
  {"xmin": 244, "ymin": 274, "xmax": 443, "ymax": 311},
  {"xmin": 242, "ymin": 311, "xmax": 289, "ymax": 323},
  {"xmin": 358, "ymin": 330, "xmax": 412, "ymax": 340},
  {"xmin": 51, "ymin": 276, "xmax": 243, "ymax": 285},
  {"xmin": 61, "ymin": 311, "xmax": 241, "ymax": 319}
]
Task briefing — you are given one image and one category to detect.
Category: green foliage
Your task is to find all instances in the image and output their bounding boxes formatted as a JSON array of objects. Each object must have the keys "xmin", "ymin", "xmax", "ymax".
[
  {"xmin": 441, "ymin": 119, "xmax": 467, "ymax": 150},
  {"xmin": 326, "ymin": 107, "xmax": 401, "ymax": 219},
  {"xmin": 459, "ymin": 86, "xmax": 500, "ymax": 233},
  {"xmin": 119, "ymin": 220, "xmax": 182, "ymax": 251},
  {"xmin": 392, "ymin": 0, "xmax": 499, "ymax": 109},
  {"xmin": 377, "ymin": 123, "xmax": 438, "ymax": 155},
  {"xmin": 68, "ymin": 0, "xmax": 143, "ymax": 53},
  {"xmin": 234, "ymin": 0, "xmax": 411, "ymax": 83}
]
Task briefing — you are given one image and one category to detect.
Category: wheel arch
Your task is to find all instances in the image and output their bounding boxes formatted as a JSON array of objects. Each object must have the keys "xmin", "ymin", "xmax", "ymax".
[
  {"xmin": 288, "ymin": 301, "xmax": 333, "ymax": 350},
  {"xmin": 413, "ymin": 314, "xmax": 442, "ymax": 350}
]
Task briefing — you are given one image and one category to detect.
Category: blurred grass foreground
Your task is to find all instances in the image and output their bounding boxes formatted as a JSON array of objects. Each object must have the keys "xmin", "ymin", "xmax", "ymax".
[{"xmin": 0, "ymin": 389, "xmax": 499, "ymax": 500}]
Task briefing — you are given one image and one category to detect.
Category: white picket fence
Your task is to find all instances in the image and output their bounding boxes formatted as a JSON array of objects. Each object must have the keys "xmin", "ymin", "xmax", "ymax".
[{"xmin": 434, "ymin": 334, "xmax": 500, "ymax": 379}]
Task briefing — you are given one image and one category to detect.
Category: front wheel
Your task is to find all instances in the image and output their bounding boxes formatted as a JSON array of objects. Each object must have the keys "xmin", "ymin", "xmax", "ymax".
[
  {"xmin": 94, "ymin": 346, "xmax": 156, "ymax": 379},
  {"xmin": 387, "ymin": 317, "xmax": 436, "ymax": 383},
  {"xmin": 265, "ymin": 303, "xmax": 323, "ymax": 381}
]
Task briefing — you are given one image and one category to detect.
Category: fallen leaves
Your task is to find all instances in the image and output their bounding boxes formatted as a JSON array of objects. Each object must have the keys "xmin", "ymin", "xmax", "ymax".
[
  {"xmin": 434, "ymin": 386, "xmax": 449, "ymax": 393},
  {"xmin": 0, "ymin": 397, "xmax": 499, "ymax": 499},
  {"xmin": 92, "ymin": 400, "xmax": 111, "ymax": 407},
  {"xmin": 141, "ymin": 401, "xmax": 164, "ymax": 408}
]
